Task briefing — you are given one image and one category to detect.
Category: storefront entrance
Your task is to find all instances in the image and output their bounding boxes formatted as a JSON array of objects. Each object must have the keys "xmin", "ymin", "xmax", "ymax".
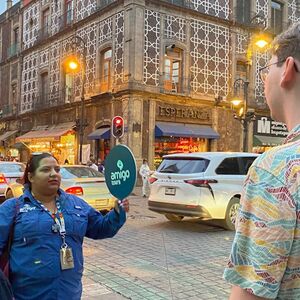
[
  {"xmin": 16, "ymin": 123, "xmax": 76, "ymax": 164},
  {"xmin": 154, "ymin": 122, "xmax": 219, "ymax": 168}
]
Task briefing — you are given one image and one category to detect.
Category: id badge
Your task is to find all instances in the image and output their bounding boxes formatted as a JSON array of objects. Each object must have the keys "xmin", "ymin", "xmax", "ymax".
[{"xmin": 60, "ymin": 247, "xmax": 74, "ymax": 270}]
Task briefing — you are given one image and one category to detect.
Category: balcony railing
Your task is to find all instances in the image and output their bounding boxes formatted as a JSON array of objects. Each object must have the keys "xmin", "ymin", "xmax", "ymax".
[
  {"xmin": 7, "ymin": 43, "xmax": 20, "ymax": 58},
  {"xmin": 32, "ymin": 89, "xmax": 76, "ymax": 111},
  {"xmin": 37, "ymin": 25, "xmax": 50, "ymax": 42},
  {"xmin": 58, "ymin": 9, "xmax": 75, "ymax": 32},
  {"xmin": 160, "ymin": 0, "xmax": 188, "ymax": 8},
  {"xmin": 0, "ymin": 104, "xmax": 18, "ymax": 118},
  {"xmin": 97, "ymin": 0, "xmax": 116, "ymax": 10}
]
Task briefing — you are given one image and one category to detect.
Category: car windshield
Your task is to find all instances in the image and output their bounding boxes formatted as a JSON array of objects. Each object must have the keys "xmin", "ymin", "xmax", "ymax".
[
  {"xmin": 157, "ymin": 157, "xmax": 209, "ymax": 174},
  {"xmin": 0, "ymin": 163, "xmax": 25, "ymax": 173},
  {"xmin": 60, "ymin": 166, "xmax": 104, "ymax": 179}
]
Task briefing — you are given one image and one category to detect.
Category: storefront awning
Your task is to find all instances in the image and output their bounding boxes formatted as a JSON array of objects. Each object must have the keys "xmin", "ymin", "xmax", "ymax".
[
  {"xmin": 16, "ymin": 122, "xmax": 75, "ymax": 142},
  {"xmin": 253, "ymin": 135, "xmax": 285, "ymax": 147},
  {"xmin": 155, "ymin": 122, "xmax": 220, "ymax": 139},
  {"xmin": 88, "ymin": 128, "xmax": 110, "ymax": 140},
  {"xmin": 0, "ymin": 130, "xmax": 18, "ymax": 142}
]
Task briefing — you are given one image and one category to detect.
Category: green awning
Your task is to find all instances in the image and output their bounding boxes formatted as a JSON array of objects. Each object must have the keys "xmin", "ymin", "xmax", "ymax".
[{"xmin": 253, "ymin": 135, "xmax": 285, "ymax": 147}]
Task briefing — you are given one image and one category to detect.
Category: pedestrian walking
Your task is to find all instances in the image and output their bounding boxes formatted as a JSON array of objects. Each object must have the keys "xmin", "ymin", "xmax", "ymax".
[
  {"xmin": 139, "ymin": 159, "xmax": 150, "ymax": 197},
  {"xmin": 97, "ymin": 159, "xmax": 105, "ymax": 174},
  {"xmin": 0, "ymin": 152, "xmax": 129, "ymax": 300},
  {"xmin": 88, "ymin": 158, "xmax": 98, "ymax": 171},
  {"xmin": 224, "ymin": 23, "xmax": 300, "ymax": 299}
]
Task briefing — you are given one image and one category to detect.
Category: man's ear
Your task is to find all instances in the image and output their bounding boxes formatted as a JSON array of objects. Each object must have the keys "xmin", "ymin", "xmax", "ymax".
[{"xmin": 280, "ymin": 57, "xmax": 297, "ymax": 88}]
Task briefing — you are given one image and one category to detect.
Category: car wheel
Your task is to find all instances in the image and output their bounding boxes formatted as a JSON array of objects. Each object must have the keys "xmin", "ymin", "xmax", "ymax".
[
  {"xmin": 222, "ymin": 197, "xmax": 240, "ymax": 231},
  {"xmin": 5, "ymin": 189, "xmax": 14, "ymax": 200},
  {"xmin": 165, "ymin": 214, "xmax": 184, "ymax": 222}
]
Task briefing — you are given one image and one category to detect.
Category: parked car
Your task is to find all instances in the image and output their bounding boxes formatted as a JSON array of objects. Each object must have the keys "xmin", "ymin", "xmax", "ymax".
[
  {"xmin": 0, "ymin": 161, "xmax": 25, "ymax": 203},
  {"xmin": 148, "ymin": 152, "xmax": 259, "ymax": 230},
  {"xmin": 5, "ymin": 165, "xmax": 116, "ymax": 214}
]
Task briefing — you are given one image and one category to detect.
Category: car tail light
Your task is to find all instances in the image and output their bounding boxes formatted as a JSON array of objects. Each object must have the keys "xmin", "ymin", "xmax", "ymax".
[
  {"xmin": 149, "ymin": 177, "xmax": 158, "ymax": 184},
  {"xmin": 65, "ymin": 186, "xmax": 83, "ymax": 196},
  {"xmin": 0, "ymin": 174, "xmax": 7, "ymax": 184},
  {"xmin": 184, "ymin": 179, "xmax": 218, "ymax": 187}
]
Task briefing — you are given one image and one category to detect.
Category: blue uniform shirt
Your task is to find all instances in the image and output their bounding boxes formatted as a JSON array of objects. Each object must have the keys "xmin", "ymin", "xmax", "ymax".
[{"xmin": 0, "ymin": 188, "xmax": 126, "ymax": 300}]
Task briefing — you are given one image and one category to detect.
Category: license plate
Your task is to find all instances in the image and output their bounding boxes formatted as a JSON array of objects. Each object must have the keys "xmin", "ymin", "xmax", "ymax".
[{"xmin": 165, "ymin": 187, "xmax": 176, "ymax": 196}]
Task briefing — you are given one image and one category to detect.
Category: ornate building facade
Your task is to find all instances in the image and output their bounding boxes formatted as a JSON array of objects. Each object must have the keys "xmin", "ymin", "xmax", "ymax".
[{"xmin": 0, "ymin": 0, "xmax": 299, "ymax": 166}]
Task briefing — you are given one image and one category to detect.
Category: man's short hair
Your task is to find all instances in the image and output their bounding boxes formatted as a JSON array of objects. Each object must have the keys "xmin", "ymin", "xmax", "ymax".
[{"xmin": 271, "ymin": 22, "xmax": 300, "ymax": 65}]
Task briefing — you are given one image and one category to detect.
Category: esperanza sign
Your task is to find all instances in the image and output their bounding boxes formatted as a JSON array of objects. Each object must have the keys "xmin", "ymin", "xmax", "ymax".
[{"xmin": 104, "ymin": 145, "xmax": 137, "ymax": 200}]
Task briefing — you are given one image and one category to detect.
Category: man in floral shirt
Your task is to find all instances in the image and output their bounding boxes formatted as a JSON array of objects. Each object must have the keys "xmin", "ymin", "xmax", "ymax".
[{"xmin": 224, "ymin": 23, "xmax": 300, "ymax": 299}]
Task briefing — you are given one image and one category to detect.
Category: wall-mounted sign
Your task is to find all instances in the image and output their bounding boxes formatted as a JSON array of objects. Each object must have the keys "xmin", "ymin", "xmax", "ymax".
[
  {"xmin": 156, "ymin": 103, "xmax": 211, "ymax": 123},
  {"xmin": 254, "ymin": 116, "xmax": 288, "ymax": 138}
]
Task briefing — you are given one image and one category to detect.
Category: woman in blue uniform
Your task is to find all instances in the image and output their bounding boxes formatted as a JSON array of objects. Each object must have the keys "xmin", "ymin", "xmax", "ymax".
[{"xmin": 0, "ymin": 153, "xmax": 128, "ymax": 300}]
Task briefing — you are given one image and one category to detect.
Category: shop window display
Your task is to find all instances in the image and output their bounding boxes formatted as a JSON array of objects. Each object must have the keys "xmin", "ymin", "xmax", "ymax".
[
  {"xmin": 154, "ymin": 137, "xmax": 208, "ymax": 169},
  {"xmin": 27, "ymin": 133, "xmax": 76, "ymax": 164}
]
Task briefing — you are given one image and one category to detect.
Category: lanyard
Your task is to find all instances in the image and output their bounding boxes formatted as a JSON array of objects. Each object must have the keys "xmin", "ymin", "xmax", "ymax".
[{"xmin": 35, "ymin": 196, "xmax": 68, "ymax": 248}]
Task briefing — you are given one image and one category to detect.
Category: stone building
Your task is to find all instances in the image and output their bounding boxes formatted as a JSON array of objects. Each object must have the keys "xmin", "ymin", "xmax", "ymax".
[{"xmin": 0, "ymin": 0, "xmax": 299, "ymax": 166}]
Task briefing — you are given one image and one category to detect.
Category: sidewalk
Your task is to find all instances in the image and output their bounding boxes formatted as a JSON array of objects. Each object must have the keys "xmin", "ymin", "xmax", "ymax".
[
  {"xmin": 131, "ymin": 186, "xmax": 142, "ymax": 197},
  {"xmin": 81, "ymin": 185, "xmax": 142, "ymax": 300},
  {"xmin": 82, "ymin": 274, "xmax": 128, "ymax": 300}
]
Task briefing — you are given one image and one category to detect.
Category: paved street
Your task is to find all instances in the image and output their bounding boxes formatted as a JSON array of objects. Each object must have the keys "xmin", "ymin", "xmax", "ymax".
[{"xmin": 82, "ymin": 189, "xmax": 235, "ymax": 300}]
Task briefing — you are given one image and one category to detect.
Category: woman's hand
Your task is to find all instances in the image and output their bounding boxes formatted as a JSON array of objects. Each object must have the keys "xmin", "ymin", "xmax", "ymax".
[
  {"xmin": 115, "ymin": 199, "xmax": 130, "ymax": 213},
  {"xmin": 120, "ymin": 199, "xmax": 129, "ymax": 213}
]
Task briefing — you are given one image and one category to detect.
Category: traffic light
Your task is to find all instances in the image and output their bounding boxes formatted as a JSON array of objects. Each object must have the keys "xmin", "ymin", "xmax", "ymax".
[{"xmin": 112, "ymin": 116, "xmax": 124, "ymax": 138}]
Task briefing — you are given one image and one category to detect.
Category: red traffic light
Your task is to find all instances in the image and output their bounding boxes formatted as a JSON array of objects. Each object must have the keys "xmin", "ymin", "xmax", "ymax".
[{"xmin": 112, "ymin": 116, "xmax": 124, "ymax": 138}]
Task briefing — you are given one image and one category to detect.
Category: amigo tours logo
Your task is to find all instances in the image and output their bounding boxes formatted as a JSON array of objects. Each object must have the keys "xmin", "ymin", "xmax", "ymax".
[{"xmin": 110, "ymin": 160, "xmax": 130, "ymax": 186}]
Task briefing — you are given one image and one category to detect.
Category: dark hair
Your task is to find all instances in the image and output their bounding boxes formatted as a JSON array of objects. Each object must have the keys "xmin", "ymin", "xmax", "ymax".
[
  {"xmin": 271, "ymin": 22, "xmax": 300, "ymax": 66},
  {"xmin": 23, "ymin": 153, "xmax": 58, "ymax": 188}
]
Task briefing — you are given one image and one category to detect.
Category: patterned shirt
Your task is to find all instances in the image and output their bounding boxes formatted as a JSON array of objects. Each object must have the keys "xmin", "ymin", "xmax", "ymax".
[{"xmin": 223, "ymin": 124, "xmax": 300, "ymax": 299}]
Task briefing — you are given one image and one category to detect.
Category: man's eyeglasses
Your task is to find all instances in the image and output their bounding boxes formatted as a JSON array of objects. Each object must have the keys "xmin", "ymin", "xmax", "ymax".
[{"xmin": 259, "ymin": 59, "xmax": 299, "ymax": 82}]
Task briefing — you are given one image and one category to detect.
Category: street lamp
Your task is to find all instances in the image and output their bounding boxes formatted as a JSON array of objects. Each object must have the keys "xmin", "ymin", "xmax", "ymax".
[
  {"xmin": 232, "ymin": 15, "xmax": 270, "ymax": 152},
  {"xmin": 232, "ymin": 78, "xmax": 256, "ymax": 152},
  {"xmin": 64, "ymin": 35, "xmax": 87, "ymax": 164}
]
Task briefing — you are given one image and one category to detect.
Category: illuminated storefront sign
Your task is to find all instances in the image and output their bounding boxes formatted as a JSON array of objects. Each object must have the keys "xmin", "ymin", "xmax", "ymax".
[{"xmin": 157, "ymin": 104, "xmax": 211, "ymax": 123}]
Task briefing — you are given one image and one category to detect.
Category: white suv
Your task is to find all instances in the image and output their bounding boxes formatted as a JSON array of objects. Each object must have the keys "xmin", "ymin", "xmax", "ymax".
[{"xmin": 148, "ymin": 152, "xmax": 259, "ymax": 230}]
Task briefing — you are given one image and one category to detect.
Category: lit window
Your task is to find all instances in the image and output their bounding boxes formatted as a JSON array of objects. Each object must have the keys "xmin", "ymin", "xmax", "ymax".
[
  {"xmin": 100, "ymin": 49, "xmax": 112, "ymax": 92},
  {"xmin": 164, "ymin": 48, "xmax": 182, "ymax": 93}
]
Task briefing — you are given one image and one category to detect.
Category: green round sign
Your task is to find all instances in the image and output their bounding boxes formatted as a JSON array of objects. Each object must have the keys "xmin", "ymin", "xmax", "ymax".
[{"xmin": 104, "ymin": 145, "xmax": 137, "ymax": 200}]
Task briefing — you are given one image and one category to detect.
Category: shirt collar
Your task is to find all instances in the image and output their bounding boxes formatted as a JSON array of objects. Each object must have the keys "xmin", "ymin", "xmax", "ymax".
[
  {"xmin": 22, "ymin": 187, "xmax": 66, "ymax": 205},
  {"xmin": 283, "ymin": 124, "xmax": 300, "ymax": 144}
]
